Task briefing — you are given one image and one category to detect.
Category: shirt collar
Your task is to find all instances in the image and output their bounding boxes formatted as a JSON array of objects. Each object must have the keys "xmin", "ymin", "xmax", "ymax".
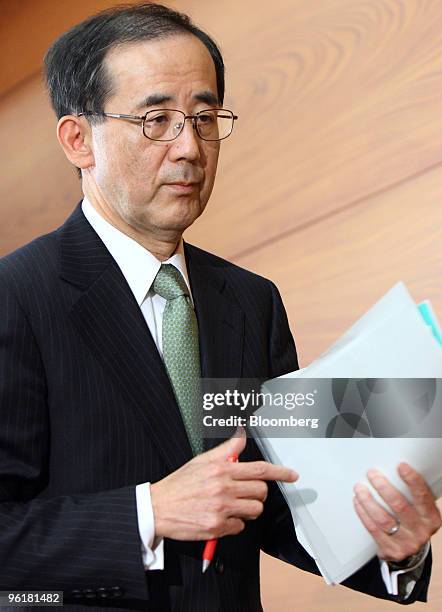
[{"xmin": 81, "ymin": 196, "xmax": 192, "ymax": 306}]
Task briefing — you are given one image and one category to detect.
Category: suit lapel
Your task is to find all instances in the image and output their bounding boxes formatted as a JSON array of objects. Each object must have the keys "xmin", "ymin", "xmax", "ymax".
[
  {"xmin": 58, "ymin": 203, "xmax": 193, "ymax": 473},
  {"xmin": 185, "ymin": 243, "xmax": 245, "ymax": 452},
  {"xmin": 185, "ymin": 242, "xmax": 245, "ymax": 380}
]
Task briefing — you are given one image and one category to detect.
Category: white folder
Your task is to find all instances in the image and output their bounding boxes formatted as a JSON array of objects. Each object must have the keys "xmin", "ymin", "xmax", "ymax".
[{"xmin": 252, "ymin": 282, "xmax": 442, "ymax": 584}]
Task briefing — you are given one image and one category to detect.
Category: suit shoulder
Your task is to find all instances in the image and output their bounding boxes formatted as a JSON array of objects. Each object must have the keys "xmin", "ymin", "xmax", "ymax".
[
  {"xmin": 0, "ymin": 230, "xmax": 59, "ymax": 294},
  {"xmin": 185, "ymin": 242, "xmax": 275, "ymax": 290}
]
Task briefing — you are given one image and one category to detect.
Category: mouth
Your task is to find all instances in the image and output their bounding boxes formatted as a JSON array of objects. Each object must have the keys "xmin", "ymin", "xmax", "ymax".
[{"xmin": 164, "ymin": 182, "xmax": 200, "ymax": 193}]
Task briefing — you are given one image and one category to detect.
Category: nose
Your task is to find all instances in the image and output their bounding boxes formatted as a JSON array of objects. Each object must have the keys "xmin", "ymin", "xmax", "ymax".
[{"xmin": 168, "ymin": 117, "xmax": 202, "ymax": 162}]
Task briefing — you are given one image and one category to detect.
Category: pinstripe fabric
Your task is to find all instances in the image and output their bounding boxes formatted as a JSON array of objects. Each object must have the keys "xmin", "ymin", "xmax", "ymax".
[{"xmin": 0, "ymin": 202, "xmax": 432, "ymax": 610}]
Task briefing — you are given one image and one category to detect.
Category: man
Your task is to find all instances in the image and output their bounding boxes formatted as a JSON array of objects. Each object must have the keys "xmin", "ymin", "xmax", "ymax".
[{"xmin": 0, "ymin": 3, "xmax": 439, "ymax": 610}]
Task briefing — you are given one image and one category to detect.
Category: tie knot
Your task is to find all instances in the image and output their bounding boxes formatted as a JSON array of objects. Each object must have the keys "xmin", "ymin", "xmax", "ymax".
[{"xmin": 153, "ymin": 264, "xmax": 189, "ymax": 301}]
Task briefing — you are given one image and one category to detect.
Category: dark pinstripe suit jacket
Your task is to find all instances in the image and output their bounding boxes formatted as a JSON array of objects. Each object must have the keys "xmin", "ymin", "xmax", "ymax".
[{"xmin": 0, "ymin": 202, "xmax": 432, "ymax": 610}]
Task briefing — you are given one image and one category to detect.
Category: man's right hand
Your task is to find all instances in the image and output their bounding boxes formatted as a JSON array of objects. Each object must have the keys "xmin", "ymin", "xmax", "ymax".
[{"xmin": 150, "ymin": 428, "xmax": 298, "ymax": 541}]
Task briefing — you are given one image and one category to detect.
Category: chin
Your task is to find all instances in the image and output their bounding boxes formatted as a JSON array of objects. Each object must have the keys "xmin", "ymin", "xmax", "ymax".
[{"xmin": 163, "ymin": 201, "xmax": 205, "ymax": 230}]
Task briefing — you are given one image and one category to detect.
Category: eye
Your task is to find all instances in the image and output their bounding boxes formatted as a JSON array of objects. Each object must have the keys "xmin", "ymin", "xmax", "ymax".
[
  {"xmin": 146, "ymin": 113, "xmax": 169, "ymax": 125},
  {"xmin": 197, "ymin": 112, "xmax": 215, "ymax": 124}
]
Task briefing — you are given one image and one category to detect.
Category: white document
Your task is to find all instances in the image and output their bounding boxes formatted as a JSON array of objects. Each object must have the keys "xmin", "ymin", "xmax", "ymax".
[{"xmin": 252, "ymin": 282, "xmax": 442, "ymax": 584}]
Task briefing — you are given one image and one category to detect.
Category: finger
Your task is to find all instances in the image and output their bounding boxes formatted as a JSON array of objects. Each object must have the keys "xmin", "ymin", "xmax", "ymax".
[
  {"xmin": 353, "ymin": 497, "xmax": 401, "ymax": 560},
  {"xmin": 204, "ymin": 427, "xmax": 247, "ymax": 461},
  {"xmin": 398, "ymin": 463, "xmax": 442, "ymax": 524},
  {"xmin": 229, "ymin": 498, "xmax": 264, "ymax": 520},
  {"xmin": 353, "ymin": 483, "xmax": 407, "ymax": 536},
  {"xmin": 230, "ymin": 460, "xmax": 298, "ymax": 483},
  {"xmin": 230, "ymin": 479, "xmax": 268, "ymax": 502},
  {"xmin": 365, "ymin": 469, "xmax": 421, "ymax": 531},
  {"xmin": 204, "ymin": 516, "xmax": 246, "ymax": 539},
  {"xmin": 223, "ymin": 517, "xmax": 245, "ymax": 537}
]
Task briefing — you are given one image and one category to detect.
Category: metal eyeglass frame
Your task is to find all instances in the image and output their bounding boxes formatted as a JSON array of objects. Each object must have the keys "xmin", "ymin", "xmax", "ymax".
[{"xmin": 77, "ymin": 108, "xmax": 239, "ymax": 142}]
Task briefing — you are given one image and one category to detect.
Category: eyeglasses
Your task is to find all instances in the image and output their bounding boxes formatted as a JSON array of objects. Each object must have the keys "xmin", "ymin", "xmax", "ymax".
[{"xmin": 77, "ymin": 108, "xmax": 238, "ymax": 142}]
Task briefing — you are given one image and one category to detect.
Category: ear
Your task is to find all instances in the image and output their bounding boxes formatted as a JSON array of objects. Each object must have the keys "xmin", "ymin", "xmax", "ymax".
[{"xmin": 57, "ymin": 115, "xmax": 95, "ymax": 170}]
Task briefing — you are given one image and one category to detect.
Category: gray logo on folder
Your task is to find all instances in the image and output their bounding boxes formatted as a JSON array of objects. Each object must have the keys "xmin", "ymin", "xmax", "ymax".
[{"xmin": 328, "ymin": 378, "xmax": 437, "ymax": 437}]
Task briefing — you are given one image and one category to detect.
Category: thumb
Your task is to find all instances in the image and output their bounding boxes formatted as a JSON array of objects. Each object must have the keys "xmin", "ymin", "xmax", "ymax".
[{"xmin": 206, "ymin": 426, "xmax": 247, "ymax": 461}]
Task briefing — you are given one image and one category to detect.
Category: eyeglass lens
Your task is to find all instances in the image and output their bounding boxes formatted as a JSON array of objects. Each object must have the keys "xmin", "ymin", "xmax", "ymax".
[{"xmin": 143, "ymin": 110, "xmax": 234, "ymax": 141}]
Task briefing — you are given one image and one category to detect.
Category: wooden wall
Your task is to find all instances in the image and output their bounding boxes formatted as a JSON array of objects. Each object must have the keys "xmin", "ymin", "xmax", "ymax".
[{"xmin": 1, "ymin": 1, "xmax": 441, "ymax": 609}]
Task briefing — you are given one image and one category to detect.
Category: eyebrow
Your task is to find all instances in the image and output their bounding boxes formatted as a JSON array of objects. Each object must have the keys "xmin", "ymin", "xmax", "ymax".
[{"xmin": 133, "ymin": 90, "xmax": 220, "ymax": 111}]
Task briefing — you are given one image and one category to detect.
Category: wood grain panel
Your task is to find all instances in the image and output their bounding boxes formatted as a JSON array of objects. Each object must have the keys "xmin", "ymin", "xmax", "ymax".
[
  {"xmin": 0, "ymin": 0, "xmax": 124, "ymax": 96},
  {"xmin": 3, "ymin": 0, "xmax": 442, "ymax": 262},
  {"xmin": 237, "ymin": 161, "xmax": 442, "ymax": 366},
  {"xmin": 184, "ymin": 0, "xmax": 442, "ymax": 258},
  {"xmin": 0, "ymin": 77, "xmax": 82, "ymax": 255}
]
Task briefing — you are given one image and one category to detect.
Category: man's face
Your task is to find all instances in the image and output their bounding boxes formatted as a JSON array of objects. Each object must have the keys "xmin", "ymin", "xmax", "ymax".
[{"xmin": 88, "ymin": 34, "xmax": 221, "ymax": 236}]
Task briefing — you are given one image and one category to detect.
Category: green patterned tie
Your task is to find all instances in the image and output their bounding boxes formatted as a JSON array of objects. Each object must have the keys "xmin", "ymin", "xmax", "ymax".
[{"xmin": 153, "ymin": 263, "xmax": 203, "ymax": 455}]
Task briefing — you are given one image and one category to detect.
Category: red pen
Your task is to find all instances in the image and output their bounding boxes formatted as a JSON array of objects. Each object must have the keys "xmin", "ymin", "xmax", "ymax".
[{"xmin": 202, "ymin": 453, "xmax": 238, "ymax": 573}]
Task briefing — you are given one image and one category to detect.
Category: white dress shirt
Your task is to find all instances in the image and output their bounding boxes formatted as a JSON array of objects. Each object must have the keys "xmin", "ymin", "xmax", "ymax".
[{"xmin": 81, "ymin": 197, "xmax": 428, "ymax": 594}]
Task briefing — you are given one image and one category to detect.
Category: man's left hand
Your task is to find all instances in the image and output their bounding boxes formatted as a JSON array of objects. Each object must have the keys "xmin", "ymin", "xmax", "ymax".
[{"xmin": 353, "ymin": 462, "xmax": 441, "ymax": 562}]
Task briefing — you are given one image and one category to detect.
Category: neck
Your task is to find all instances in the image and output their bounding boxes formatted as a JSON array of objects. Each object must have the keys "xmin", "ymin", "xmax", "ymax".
[
  {"xmin": 91, "ymin": 199, "xmax": 181, "ymax": 261},
  {"xmin": 82, "ymin": 175, "xmax": 181, "ymax": 261}
]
